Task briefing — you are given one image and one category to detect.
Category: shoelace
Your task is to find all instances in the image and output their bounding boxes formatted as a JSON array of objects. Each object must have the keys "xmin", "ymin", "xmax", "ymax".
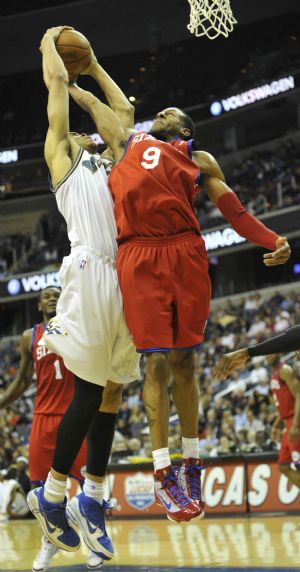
[
  {"xmin": 162, "ymin": 471, "xmax": 190, "ymax": 507},
  {"xmin": 187, "ymin": 464, "xmax": 205, "ymax": 500}
]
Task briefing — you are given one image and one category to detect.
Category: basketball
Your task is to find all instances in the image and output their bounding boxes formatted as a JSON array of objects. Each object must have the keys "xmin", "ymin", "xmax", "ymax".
[{"xmin": 55, "ymin": 29, "xmax": 91, "ymax": 77}]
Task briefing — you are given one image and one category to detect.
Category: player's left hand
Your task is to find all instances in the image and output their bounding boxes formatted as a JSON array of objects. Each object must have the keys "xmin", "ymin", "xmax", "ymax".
[
  {"xmin": 263, "ymin": 236, "xmax": 291, "ymax": 266},
  {"xmin": 212, "ymin": 348, "xmax": 249, "ymax": 382},
  {"xmin": 289, "ymin": 424, "xmax": 300, "ymax": 443}
]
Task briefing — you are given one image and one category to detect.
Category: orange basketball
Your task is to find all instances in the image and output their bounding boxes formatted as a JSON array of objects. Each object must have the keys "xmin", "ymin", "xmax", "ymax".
[{"xmin": 55, "ymin": 29, "xmax": 91, "ymax": 77}]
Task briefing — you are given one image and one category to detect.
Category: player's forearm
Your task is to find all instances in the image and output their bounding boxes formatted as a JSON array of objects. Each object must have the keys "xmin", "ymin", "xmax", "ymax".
[
  {"xmin": 216, "ymin": 191, "xmax": 279, "ymax": 251},
  {"xmin": 69, "ymin": 84, "xmax": 125, "ymax": 155},
  {"xmin": 90, "ymin": 64, "xmax": 134, "ymax": 125},
  {"xmin": 248, "ymin": 325, "xmax": 300, "ymax": 357},
  {"xmin": 42, "ymin": 37, "xmax": 69, "ymax": 84},
  {"xmin": 0, "ymin": 376, "xmax": 30, "ymax": 407},
  {"xmin": 69, "ymin": 84, "xmax": 97, "ymax": 113}
]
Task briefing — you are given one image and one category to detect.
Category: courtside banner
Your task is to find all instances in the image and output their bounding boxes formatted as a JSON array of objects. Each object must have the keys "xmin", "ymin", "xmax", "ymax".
[
  {"xmin": 247, "ymin": 460, "xmax": 300, "ymax": 512},
  {"xmin": 100, "ymin": 458, "xmax": 299, "ymax": 517},
  {"xmin": 105, "ymin": 462, "xmax": 247, "ymax": 516}
]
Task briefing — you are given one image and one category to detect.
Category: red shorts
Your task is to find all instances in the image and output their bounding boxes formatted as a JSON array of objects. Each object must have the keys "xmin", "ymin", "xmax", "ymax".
[
  {"xmin": 29, "ymin": 414, "xmax": 87, "ymax": 483},
  {"xmin": 117, "ymin": 231, "xmax": 211, "ymax": 351},
  {"xmin": 278, "ymin": 417, "xmax": 300, "ymax": 465}
]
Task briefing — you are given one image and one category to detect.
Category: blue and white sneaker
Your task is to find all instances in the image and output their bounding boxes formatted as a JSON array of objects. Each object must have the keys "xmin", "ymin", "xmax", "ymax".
[
  {"xmin": 67, "ymin": 493, "xmax": 114, "ymax": 561},
  {"xmin": 27, "ymin": 487, "xmax": 80, "ymax": 552},
  {"xmin": 86, "ymin": 550, "xmax": 103, "ymax": 569}
]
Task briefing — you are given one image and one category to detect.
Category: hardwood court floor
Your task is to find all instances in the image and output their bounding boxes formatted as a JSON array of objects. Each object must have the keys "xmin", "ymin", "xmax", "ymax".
[{"xmin": 1, "ymin": 514, "xmax": 300, "ymax": 571}]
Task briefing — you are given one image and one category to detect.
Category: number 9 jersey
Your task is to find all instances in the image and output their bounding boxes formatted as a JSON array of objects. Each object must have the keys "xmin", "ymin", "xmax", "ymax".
[{"xmin": 109, "ymin": 133, "xmax": 202, "ymax": 244}]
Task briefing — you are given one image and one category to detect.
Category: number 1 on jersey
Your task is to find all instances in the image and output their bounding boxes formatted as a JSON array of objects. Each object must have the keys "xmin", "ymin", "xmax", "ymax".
[
  {"xmin": 54, "ymin": 359, "xmax": 63, "ymax": 380},
  {"xmin": 141, "ymin": 147, "xmax": 161, "ymax": 170}
]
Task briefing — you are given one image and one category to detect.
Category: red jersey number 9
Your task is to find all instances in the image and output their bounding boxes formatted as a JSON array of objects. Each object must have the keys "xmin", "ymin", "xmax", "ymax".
[{"xmin": 141, "ymin": 147, "xmax": 161, "ymax": 170}]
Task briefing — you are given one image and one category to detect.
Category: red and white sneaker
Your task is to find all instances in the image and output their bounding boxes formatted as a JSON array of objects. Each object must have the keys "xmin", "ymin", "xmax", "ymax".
[
  {"xmin": 177, "ymin": 458, "xmax": 205, "ymax": 516},
  {"xmin": 154, "ymin": 465, "xmax": 202, "ymax": 523}
]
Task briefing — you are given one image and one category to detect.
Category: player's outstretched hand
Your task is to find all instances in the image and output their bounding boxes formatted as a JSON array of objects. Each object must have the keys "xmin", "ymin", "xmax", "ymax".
[
  {"xmin": 289, "ymin": 424, "xmax": 300, "ymax": 443},
  {"xmin": 212, "ymin": 348, "xmax": 249, "ymax": 382},
  {"xmin": 80, "ymin": 48, "xmax": 98, "ymax": 76},
  {"xmin": 39, "ymin": 26, "xmax": 74, "ymax": 52},
  {"xmin": 263, "ymin": 236, "xmax": 291, "ymax": 266}
]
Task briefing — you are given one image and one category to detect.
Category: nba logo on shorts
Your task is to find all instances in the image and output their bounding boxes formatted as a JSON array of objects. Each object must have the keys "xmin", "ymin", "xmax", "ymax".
[{"xmin": 79, "ymin": 259, "xmax": 87, "ymax": 270}]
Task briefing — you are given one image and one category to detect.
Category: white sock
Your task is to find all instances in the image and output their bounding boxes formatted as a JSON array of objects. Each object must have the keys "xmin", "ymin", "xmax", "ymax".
[
  {"xmin": 44, "ymin": 472, "xmax": 67, "ymax": 504},
  {"xmin": 182, "ymin": 437, "xmax": 200, "ymax": 460},
  {"xmin": 83, "ymin": 478, "xmax": 104, "ymax": 504},
  {"xmin": 152, "ymin": 448, "xmax": 171, "ymax": 471}
]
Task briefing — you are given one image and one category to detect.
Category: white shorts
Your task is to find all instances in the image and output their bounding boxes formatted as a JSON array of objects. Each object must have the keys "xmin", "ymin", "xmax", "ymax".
[{"xmin": 44, "ymin": 246, "xmax": 140, "ymax": 386}]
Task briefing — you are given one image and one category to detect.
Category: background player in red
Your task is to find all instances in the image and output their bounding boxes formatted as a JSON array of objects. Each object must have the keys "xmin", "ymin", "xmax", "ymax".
[
  {"xmin": 0, "ymin": 286, "xmax": 119, "ymax": 571},
  {"xmin": 268, "ymin": 354, "xmax": 300, "ymax": 487},
  {"xmin": 69, "ymin": 79, "xmax": 291, "ymax": 522},
  {"xmin": 212, "ymin": 326, "xmax": 300, "ymax": 491}
]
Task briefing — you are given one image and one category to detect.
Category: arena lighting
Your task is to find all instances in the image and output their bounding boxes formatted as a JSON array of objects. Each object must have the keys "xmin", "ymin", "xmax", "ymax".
[
  {"xmin": 293, "ymin": 263, "xmax": 300, "ymax": 274},
  {"xmin": 91, "ymin": 119, "xmax": 154, "ymax": 144},
  {"xmin": 210, "ymin": 75, "xmax": 295, "ymax": 116},
  {"xmin": 7, "ymin": 279, "xmax": 21, "ymax": 296},
  {"xmin": 203, "ymin": 227, "xmax": 246, "ymax": 251},
  {"xmin": 0, "ymin": 149, "xmax": 18, "ymax": 164}
]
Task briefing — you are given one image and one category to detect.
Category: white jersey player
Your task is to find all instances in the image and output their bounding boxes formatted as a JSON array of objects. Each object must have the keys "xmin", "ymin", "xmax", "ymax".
[
  {"xmin": 27, "ymin": 26, "xmax": 139, "ymax": 564},
  {"xmin": 45, "ymin": 147, "xmax": 139, "ymax": 385}
]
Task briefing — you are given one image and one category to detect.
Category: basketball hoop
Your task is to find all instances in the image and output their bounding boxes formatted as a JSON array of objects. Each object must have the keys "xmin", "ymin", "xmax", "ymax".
[{"xmin": 187, "ymin": 0, "xmax": 237, "ymax": 40}]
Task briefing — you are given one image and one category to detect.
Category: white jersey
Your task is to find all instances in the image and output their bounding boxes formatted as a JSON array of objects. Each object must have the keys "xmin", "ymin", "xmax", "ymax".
[{"xmin": 52, "ymin": 148, "xmax": 117, "ymax": 259}]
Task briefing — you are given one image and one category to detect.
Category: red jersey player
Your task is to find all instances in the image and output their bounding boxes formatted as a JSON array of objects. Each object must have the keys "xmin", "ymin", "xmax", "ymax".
[
  {"xmin": 212, "ymin": 341, "xmax": 300, "ymax": 489},
  {"xmin": 0, "ymin": 286, "xmax": 102, "ymax": 571},
  {"xmin": 268, "ymin": 355, "xmax": 300, "ymax": 487},
  {"xmin": 69, "ymin": 79, "xmax": 291, "ymax": 522}
]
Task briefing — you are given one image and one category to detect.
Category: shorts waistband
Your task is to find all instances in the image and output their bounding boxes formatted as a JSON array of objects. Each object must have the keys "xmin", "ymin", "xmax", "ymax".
[
  {"xmin": 71, "ymin": 245, "xmax": 116, "ymax": 266},
  {"xmin": 120, "ymin": 231, "xmax": 201, "ymax": 247}
]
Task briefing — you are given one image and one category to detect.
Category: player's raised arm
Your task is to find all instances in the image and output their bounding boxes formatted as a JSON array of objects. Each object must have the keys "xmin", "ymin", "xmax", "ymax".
[
  {"xmin": 81, "ymin": 50, "xmax": 134, "ymax": 128},
  {"xmin": 40, "ymin": 26, "xmax": 74, "ymax": 184},
  {"xmin": 279, "ymin": 365, "xmax": 300, "ymax": 442},
  {"xmin": 68, "ymin": 82, "xmax": 132, "ymax": 162},
  {"xmin": 0, "ymin": 330, "xmax": 34, "ymax": 408},
  {"xmin": 192, "ymin": 150, "xmax": 291, "ymax": 266}
]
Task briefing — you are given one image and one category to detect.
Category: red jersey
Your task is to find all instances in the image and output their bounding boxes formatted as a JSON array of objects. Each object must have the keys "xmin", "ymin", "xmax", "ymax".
[
  {"xmin": 109, "ymin": 133, "xmax": 201, "ymax": 244},
  {"xmin": 32, "ymin": 323, "xmax": 75, "ymax": 415},
  {"xmin": 270, "ymin": 363, "xmax": 294, "ymax": 420}
]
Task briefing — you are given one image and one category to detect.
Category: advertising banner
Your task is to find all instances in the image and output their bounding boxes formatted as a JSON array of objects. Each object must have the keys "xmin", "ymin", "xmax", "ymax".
[{"xmin": 101, "ymin": 459, "xmax": 300, "ymax": 517}]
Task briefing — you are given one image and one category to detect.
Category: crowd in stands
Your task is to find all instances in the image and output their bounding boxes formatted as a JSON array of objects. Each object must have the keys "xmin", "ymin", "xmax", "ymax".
[{"xmin": 1, "ymin": 289, "xmax": 299, "ymax": 475}]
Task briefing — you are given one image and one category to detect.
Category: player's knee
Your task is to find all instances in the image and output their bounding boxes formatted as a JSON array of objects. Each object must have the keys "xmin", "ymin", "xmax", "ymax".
[
  {"xmin": 100, "ymin": 381, "xmax": 123, "ymax": 414},
  {"xmin": 147, "ymin": 352, "xmax": 169, "ymax": 384},
  {"xmin": 170, "ymin": 349, "xmax": 195, "ymax": 374}
]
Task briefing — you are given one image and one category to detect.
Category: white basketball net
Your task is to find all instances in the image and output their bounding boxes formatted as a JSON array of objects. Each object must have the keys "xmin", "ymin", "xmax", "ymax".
[{"xmin": 187, "ymin": 0, "xmax": 237, "ymax": 40}]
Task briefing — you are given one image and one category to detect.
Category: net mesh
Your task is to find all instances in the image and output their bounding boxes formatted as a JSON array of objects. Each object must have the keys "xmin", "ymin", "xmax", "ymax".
[{"xmin": 187, "ymin": 0, "xmax": 237, "ymax": 40}]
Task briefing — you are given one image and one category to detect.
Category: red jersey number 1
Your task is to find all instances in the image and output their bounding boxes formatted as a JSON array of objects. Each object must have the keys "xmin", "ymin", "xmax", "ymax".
[{"xmin": 141, "ymin": 147, "xmax": 161, "ymax": 170}]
